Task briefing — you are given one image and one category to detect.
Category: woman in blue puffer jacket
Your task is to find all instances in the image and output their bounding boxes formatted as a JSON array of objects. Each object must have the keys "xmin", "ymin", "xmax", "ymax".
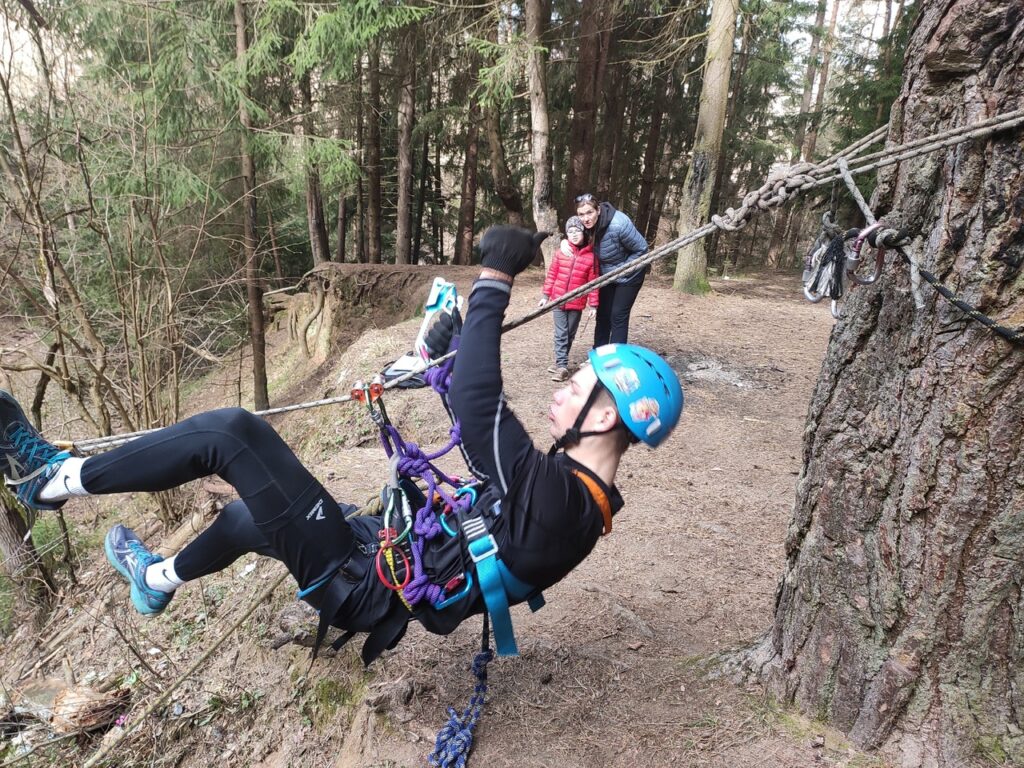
[{"xmin": 564, "ymin": 193, "xmax": 648, "ymax": 346}]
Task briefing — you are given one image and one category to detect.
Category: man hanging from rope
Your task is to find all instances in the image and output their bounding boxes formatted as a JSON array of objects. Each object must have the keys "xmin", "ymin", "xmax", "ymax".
[{"xmin": 0, "ymin": 226, "xmax": 683, "ymax": 664}]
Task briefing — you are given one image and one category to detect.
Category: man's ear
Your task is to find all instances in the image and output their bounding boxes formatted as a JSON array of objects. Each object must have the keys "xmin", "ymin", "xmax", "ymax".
[{"xmin": 590, "ymin": 402, "xmax": 620, "ymax": 435}]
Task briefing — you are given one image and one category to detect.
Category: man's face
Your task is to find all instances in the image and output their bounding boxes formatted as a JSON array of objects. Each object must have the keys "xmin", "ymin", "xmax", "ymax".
[
  {"xmin": 577, "ymin": 203, "xmax": 599, "ymax": 230},
  {"xmin": 548, "ymin": 364, "xmax": 601, "ymax": 440}
]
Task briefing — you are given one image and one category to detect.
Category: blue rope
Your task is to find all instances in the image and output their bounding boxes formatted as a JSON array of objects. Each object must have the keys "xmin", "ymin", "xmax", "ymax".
[{"xmin": 427, "ymin": 648, "xmax": 494, "ymax": 768}]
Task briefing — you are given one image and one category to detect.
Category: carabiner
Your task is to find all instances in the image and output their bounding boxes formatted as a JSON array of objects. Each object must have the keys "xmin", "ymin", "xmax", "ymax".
[
  {"xmin": 454, "ymin": 485, "xmax": 478, "ymax": 506},
  {"xmin": 438, "ymin": 511, "xmax": 458, "ymax": 538},
  {"xmin": 434, "ymin": 574, "xmax": 474, "ymax": 609},
  {"xmin": 847, "ymin": 222, "xmax": 886, "ymax": 287}
]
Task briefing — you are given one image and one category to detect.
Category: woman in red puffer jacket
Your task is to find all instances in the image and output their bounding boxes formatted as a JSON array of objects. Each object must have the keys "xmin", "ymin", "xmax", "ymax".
[{"xmin": 540, "ymin": 216, "xmax": 599, "ymax": 381}]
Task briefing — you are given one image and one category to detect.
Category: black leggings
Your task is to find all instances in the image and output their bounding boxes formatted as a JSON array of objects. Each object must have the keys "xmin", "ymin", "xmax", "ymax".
[
  {"xmin": 593, "ymin": 272, "xmax": 645, "ymax": 347},
  {"xmin": 81, "ymin": 408, "xmax": 355, "ymax": 589}
]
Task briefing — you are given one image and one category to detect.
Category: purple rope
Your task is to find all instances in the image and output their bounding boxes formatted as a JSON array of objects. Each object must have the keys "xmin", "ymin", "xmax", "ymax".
[
  {"xmin": 371, "ymin": 347, "xmax": 471, "ymax": 607},
  {"xmin": 424, "ymin": 354, "xmax": 457, "ymax": 393},
  {"xmin": 385, "ymin": 422, "xmax": 471, "ymax": 606}
]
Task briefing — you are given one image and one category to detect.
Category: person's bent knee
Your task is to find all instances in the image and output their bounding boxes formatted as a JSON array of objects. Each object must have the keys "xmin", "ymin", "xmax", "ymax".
[{"xmin": 191, "ymin": 408, "xmax": 274, "ymax": 443}]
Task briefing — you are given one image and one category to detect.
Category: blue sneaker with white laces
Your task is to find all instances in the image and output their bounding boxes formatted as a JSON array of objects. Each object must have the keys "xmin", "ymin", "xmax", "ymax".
[
  {"xmin": 0, "ymin": 390, "xmax": 71, "ymax": 511},
  {"xmin": 104, "ymin": 525, "xmax": 174, "ymax": 616}
]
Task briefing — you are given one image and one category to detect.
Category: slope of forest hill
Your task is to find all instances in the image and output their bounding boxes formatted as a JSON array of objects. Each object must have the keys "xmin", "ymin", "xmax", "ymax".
[{"xmin": 2, "ymin": 269, "xmax": 921, "ymax": 768}]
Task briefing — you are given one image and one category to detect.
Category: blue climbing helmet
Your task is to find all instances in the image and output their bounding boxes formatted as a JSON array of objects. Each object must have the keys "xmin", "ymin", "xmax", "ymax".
[{"xmin": 588, "ymin": 344, "xmax": 683, "ymax": 447}]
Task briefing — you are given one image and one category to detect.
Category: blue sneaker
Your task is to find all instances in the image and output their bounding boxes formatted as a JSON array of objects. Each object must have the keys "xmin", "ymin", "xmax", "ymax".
[
  {"xmin": 104, "ymin": 525, "xmax": 174, "ymax": 616},
  {"xmin": 0, "ymin": 390, "xmax": 71, "ymax": 511}
]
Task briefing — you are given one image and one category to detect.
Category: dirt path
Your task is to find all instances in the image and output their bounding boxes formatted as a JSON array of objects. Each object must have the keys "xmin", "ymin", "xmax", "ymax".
[{"xmin": 2, "ymin": 269, "xmax": 901, "ymax": 768}]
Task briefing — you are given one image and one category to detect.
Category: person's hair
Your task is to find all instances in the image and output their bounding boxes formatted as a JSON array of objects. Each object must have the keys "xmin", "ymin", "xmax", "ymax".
[
  {"xmin": 594, "ymin": 384, "xmax": 635, "ymax": 454},
  {"xmin": 574, "ymin": 192, "xmax": 599, "ymax": 208}
]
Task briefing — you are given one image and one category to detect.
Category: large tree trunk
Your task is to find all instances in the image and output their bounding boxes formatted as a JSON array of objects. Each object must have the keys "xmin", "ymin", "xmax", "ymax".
[
  {"xmin": 747, "ymin": 4, "xmax": 1024, "ymax": 765},
  {"xmin": 526, "ymin": 0, "xmax": 559, "ymax": 262},
  {"xmin": 394, "ymin": 27, "xmax": 417, "ymax": 265},
  {"xmin": 673, "ymin": 0, "xmax": 738, "ymax": 293},
  {"xmin": 366, "ymin": 42, "xmax": 383, "ymax": 264},
  {"xmin": 300, "ymin": 72, "xmax": 331, "ymax": 265},
  {"xmin": 0, "ymin": 487, "xmax": 55, "ymax": 622},
  {"xmin": 233, "ymin": 0, "xmax": 268, "ymax": 410}
]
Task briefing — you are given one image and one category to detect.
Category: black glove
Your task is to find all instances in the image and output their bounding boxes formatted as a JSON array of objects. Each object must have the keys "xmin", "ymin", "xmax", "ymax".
[
  {"xmin": 422, "ymin": 307, "xmax": 463, "ymax": 359},
  {"xmin": 479, "ymin": 226, "xmax": 550, "ymax": 278}
]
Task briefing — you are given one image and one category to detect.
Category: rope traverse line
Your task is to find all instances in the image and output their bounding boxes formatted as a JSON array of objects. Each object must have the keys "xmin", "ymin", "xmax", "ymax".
[{"xmin": 68, "ymin": 109, "xmax": 1024, "ymax": 454}]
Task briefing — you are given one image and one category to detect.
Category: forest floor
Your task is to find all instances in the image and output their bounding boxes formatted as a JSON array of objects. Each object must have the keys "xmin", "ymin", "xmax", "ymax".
[{"xmin": 0, "ymin": 267, "xmax": 903, "ymax": 768}]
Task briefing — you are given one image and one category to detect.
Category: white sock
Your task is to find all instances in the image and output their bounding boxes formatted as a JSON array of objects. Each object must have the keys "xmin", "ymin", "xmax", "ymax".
[
  {"xmin": 37, "ymin": 457, "xmax": 90, "ymax": 503},
  {"xmin": 144, "ymin": 555, "xmax": 185, "ymax": 593}
]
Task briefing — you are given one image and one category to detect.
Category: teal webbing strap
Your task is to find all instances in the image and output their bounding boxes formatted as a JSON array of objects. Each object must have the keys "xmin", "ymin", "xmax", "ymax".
[
  {"xmin": 462, "ymin": 515, "xmax": 547, "ymax": 656},
  {"xmin": 466, "ymin": 526, "xmax": 518, "ymax": 656}
]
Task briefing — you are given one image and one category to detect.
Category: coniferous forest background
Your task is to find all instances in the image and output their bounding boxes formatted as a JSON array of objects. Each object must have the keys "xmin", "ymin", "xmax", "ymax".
[{"xmin": 0, "ymin": 0, "xmax": 913, "ymax": 425}]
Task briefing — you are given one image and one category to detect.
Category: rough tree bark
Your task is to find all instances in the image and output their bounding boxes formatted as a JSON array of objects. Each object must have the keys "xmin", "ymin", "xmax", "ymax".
[
  {"xmin": 526, "ymin": 0, "xmax": 559, "ymax": 263},
  {"xmin": 0, "ymin": 487, "xmax": 55, "ymax": 622},
  {"xmin": 745, "ymin": 4, "xmax": 1024, "ymax": 765},
  {"xmin": 673, "ymin": 0, "xmax": 738, "ymax": 293},
  {"xmin": 233, "ymin": 0, "xmax": 268, "ymax": 410}
]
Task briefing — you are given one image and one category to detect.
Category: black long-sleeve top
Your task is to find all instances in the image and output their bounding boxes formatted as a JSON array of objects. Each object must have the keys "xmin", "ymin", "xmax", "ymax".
[{"xmin": 416, "ymin": 278, "xmax": 623, "ymax": 635}]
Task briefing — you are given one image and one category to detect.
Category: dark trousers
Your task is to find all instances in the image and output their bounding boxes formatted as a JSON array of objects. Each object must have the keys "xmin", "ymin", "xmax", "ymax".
[
  {"xmin": 81, "ymin": 408, "xmax": 355, "ymax": 590},
  {"xmin": 552, "ymin": 308, "xmax": 582, "ymax": 368},
  {"xmin": 593, "ymin": 272, "xmax": 645, "ymax": 347}
]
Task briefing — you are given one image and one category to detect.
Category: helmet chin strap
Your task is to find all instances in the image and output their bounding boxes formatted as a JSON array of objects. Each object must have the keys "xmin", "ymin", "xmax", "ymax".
[{"xmin": 548, "ymin": 383, "xmax": 607, "ymax": 456}]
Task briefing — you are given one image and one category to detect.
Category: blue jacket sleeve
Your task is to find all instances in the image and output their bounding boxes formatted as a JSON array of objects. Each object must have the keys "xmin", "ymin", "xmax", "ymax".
[
  {"xmin": 447, "ymin": 278, "xmax": 536, "ymax": 495},
  {"xmin": 617, "ymin": 214, "xmax": 648, "ymax": 260}
]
